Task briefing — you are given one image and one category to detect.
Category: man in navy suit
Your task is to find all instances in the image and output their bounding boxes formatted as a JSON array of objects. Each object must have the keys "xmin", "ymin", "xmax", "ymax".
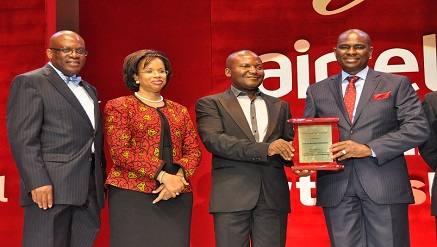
[
  {"xmin": 419, "ymin": 91, "xmax": 437, "ymax": 233},
  {"xmin": 7, "ymin": 30, "xmax": 106, "ymax": 247},
  {"xmin": 304, "ymin": 29, "xmax": 429, "ymax": 246},
  {"xmin": 196, "ymin": 50, "xmax": 294, "ymax": 247}
]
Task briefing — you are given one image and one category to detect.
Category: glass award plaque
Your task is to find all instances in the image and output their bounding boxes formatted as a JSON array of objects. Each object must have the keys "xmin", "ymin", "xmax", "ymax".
[{"xmin": 289, "ymin": 118, "xmax": 344, "ymax": 171}]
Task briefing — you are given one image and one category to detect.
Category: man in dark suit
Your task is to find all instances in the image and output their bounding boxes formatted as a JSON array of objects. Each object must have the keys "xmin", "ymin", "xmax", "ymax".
[
  {"xmin": 303, "ymin": 29, "xmax": 429, "ymax": 246},
  {"xmin": 6, "ymin": 30, "xmax": 106, "ymax": 247},
  {"xmin": 419, "ymin": 91, "xmax": 437, "ymax": 232},
  {"xmin": 195, "ymin": 50, "xmax": 294, "ymax": 247}
]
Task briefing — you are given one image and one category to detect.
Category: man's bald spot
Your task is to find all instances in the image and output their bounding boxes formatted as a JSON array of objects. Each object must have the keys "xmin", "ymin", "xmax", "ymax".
[
  {"xmin": 49, "ymin": 30, "xmax": 84, "ymax": 47},
  {"xmin": 336, "ymin": 29, "xmax": 371, "ymax": 46},
  {"xmin": 226, "ymin": 50, "xmax": 259, "ymax": 68}
]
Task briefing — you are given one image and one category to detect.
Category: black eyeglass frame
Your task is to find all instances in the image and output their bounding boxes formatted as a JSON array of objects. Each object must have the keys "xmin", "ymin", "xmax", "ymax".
[{"xmin": 49, "ymin": 47, "xmax": 88, "ymax": 56}]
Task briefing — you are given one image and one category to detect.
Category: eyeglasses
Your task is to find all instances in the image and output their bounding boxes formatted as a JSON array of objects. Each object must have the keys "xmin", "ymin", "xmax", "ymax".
[
  {"xmin": 50, "ymin": 47, "xmax": 88, "ymax": 56},
  {"xmin": 139, "ymin": 69, "xmax": 169, "ymax": 75}
]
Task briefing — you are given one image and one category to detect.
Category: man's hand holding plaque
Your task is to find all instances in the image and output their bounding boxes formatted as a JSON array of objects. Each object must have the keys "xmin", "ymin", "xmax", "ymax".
[
  {"xmin": 329, "ymin": 140, "xmax": 373, "ymax": 161},
  {"xmin": 267, "ymin": 139, "xmax": 294, "ymax": 161}
]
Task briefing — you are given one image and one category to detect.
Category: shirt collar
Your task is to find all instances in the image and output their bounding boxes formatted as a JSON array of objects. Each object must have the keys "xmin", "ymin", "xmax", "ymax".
[
  {"xmin": 230, "ymin": 86, "xmax": 263, "ymax": 98},
  {"xmin": 48, "ymin": 62, "xmax": 81, "ymax": 86},
  {"xmin": 341, "ymin": 66, "xmax": 369, "ymax": 82}
]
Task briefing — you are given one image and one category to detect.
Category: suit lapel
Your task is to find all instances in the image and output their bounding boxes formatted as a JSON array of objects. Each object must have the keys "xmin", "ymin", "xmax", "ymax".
[
  {"xmin": 43, "ymin": 65, "xmax": 94, "ymax": 127},
  {"xmin": 263, "ymin": 95, "xmax": 279, "ymax": 142},
  {"xmin": 353, "ymin": 69, "xmax": 380, "ymax": 125},
  {"xmin": 328, "ymin": 74, "xmax": 351, "ymax": 124},
  {"xmin": 82, "ymin": 82, "xmax": 101, "ymax": 130},
  {"xmin": 219, "ymin": 89, "xmax": 256, "ymax": 142}
]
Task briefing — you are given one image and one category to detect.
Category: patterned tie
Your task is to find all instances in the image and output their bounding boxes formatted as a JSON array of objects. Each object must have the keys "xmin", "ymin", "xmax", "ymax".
[
  {"xmin": 66, "ymin": 76, "xmax": 82, "ymax": 86},
  {"xmin": 344, "ymin": 76, "xmax": 359, "ymax": 122}
]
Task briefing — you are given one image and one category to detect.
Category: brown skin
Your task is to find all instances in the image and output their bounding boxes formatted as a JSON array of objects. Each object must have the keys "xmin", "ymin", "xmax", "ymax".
[
  {"xmin": 334, "ymin": 29, "xmax": 373, "ymax": 75},
  {"xmin": 46, "ymin": 30, "xmax": 87, "ymax": 77},
  {"xmin": 225, "ymin": 50, "xmax": 265, "ymax": 100},
  {"xmin": 31, "ymin": 31, "xmax": 87, "ymax": 210},
  {"xmin": 133, "ymin": 58, "xmax": 167, "ymax": 108},
  {"xmin": 226, "ymin": 50, "xmax": 294, "ymax": 161}
]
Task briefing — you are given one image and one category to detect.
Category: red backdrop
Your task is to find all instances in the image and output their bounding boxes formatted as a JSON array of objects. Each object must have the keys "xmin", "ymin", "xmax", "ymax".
[{"xmin": 1, "ymin": 0, "xmax": 436, "ymax": 246}]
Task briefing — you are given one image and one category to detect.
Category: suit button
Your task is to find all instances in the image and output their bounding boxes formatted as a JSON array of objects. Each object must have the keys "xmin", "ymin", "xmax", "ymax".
[
  {"xmin": 89, "ymin": 158, "xmax": 93, "ymax": 162},
  {"xmin": 350, "ymin": 130, "xmax": 354, "ymax": 134}
]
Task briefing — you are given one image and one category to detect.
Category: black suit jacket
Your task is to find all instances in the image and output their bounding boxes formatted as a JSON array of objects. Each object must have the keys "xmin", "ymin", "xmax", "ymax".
[
  {"xmin": 195, "ymin": 88, "xmax": 294, "ymax": 213},
  {"xmin": 6, "ymin": 64, "xmax": 106, "ymax": 208},
  {"xmin": 419, "ymin": 91, "xmax": 437, "ymax": 216}
]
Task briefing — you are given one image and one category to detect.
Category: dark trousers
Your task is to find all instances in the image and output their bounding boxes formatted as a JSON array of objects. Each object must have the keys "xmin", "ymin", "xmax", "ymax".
[
  {"xmin": 323, "ymin": 166, "xmax": 410, "ymax": 247},
  {"xmin": 213, "ymin": 188, "xmax": 288, "ymax": 247},
  {"xmin": 22, "ymin": 172, "xmax": 100, "ymax": 247}
]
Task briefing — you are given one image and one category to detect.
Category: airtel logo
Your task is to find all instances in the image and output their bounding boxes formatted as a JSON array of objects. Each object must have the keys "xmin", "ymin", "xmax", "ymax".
[
  {"xmin": 259, "ymin": 34, "xmax": 437, "ymax": 98},
  {"xmin": 313, "ymin": 0, "xmax": 365, "ymax": 15}
]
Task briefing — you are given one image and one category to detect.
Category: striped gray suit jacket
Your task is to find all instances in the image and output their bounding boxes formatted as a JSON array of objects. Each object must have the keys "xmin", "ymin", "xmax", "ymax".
[
  {"xmin": 419, "ymin": 91, "xmax": 437, "ymax": 216},
  {"xmin": 6, "ymin": 64, "xmax": 106, "ymax": 208},
  {"xmin": 304, "ymin": 68, "xmax": 429, "ymax": 207}
]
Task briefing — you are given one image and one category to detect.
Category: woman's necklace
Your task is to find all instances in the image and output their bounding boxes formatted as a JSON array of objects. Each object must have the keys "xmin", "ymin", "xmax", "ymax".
[{"xmin": 134, "ymin": 92, "xmax": 163, "ymax": 103}]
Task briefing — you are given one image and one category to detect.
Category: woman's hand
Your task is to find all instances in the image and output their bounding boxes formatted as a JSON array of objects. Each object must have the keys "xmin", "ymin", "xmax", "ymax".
[
  {"xmin": 161, "ymin": 172, "xmax": 189, "ymax": 197},
  {"xmin": 152, "ymin": 184, "xmax": 174, "ymax": 204}
]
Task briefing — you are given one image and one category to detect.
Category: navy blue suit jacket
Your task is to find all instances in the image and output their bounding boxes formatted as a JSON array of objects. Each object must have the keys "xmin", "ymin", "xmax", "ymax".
[{"xmin": 304, "ymin": 68, "xmax": 429, "ymax": 207}]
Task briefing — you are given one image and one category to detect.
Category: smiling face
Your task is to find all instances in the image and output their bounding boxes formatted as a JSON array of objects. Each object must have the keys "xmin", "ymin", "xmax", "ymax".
[
  {"xmin": 46, "ymin": 31, "xmax": 86, "ymax": 76},
  {"xmin": 334, "ymin": 30, "xmax": 373, "ymax": 75},
  {"xmin": 225, "ymin": 51, "xmax": 265, "ymax": 95},
  {"xmin": 134, "ymin": 57, "xmax": 168, "ymax": 94}
]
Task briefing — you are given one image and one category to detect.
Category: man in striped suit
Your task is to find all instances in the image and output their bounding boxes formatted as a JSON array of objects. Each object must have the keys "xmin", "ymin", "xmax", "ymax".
[
  {"xmin": 6, "ymin": 30, "xmax": 106, "ymax": 247},
  {"xmin": 419, "ymin": 91, "xmax": 437, "ymax": 234},
  {"xmin": 304, "ymin": 29, "xmax": 429, "ymax": 246}
]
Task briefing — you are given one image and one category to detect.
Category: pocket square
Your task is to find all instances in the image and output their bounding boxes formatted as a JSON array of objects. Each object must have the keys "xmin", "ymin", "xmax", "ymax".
[{"xmin": 374, "ymin": 91, "xmax": 391, "ymax": 101}]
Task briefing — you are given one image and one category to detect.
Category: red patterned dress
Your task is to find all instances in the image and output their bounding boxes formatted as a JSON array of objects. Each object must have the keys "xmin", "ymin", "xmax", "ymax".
[
  {"xmin": 104, "ymin": 95, "xmax": 201, "ymax": 192},
  {"xmin": 104, "ymin": 95, "xmax": 202, "ymax": 247}
]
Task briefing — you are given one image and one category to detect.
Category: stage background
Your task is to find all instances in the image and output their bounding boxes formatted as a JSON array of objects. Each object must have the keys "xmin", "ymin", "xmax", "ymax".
[{"xmin": 1, "ymin": 0, "xmax": 436, "ymax": 246}]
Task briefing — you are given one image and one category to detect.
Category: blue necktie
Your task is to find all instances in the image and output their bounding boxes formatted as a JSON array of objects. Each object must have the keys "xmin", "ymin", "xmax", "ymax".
[{"xmin": 66, "ymin": 76, "xmax": 82, "ymax": 86}]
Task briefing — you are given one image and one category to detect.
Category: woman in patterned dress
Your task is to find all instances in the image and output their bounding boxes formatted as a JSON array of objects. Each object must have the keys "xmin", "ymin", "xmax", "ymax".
[{"xmin": 104, "ymin": 49, "xmax": 202, "ymax": 247}]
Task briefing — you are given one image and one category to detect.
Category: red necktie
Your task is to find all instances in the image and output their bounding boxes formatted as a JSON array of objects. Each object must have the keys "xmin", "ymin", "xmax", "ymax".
[{"xmin": 344, "ymin": 76, "xmax": 359, "ymax": 122}]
